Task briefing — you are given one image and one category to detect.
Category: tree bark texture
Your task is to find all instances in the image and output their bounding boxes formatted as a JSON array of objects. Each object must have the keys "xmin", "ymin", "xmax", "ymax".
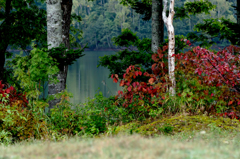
[
  {"xmin": 238, "ymin": 0, "xmax": 240, "ymax": 26},
  {"xmin": 0, "ymin": 0, "xmax": 12, "ymax": 84},
  {"xmin": 151, "ymin": 0, "xmax": 164, "ymax": 53},
  {"xmin": 61, "ymin": 0, "xmax": 73, "ymax": 88},
  {"xmin": 162, "ymin": 0, "xmax": 176, "ymax": 96},
  {"xmin": 46, "ymin": 0, "xmax": 65, "ymax": 109}
]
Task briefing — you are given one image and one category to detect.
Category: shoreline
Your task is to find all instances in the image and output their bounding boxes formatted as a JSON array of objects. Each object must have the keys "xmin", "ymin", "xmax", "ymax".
[
  {"xmin": 6, "ymin": 47, "xmax": 139, "ymax": 52},
  {"xmin": 6, "ymin": 45, "xmax": 233, "ymax": 53}
]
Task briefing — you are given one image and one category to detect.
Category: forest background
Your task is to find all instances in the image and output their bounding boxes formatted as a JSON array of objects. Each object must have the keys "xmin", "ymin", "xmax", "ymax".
[{"xmin": 2, "ymin": 0, "xmax": 237, "ymax": 51}]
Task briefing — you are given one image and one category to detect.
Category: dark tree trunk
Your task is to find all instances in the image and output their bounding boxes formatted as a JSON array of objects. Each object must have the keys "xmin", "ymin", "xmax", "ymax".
[
  {"xmin": 0, "ymin": 0, "xmax": 12, "ymax": 84},
  {"xmin": 151, "ymin": 0, "xmax": 164, "ymax": 53},
  {"xmin": 159, "ymin": 0, "xmax": 164, "ymax": 44},
  {"xmin": 238, "ymin": 0, "xmax": 240, "ymax": 26},
  {"xmin": 61, "ymin": 0, "xmax": 73, "ymax": 87}
]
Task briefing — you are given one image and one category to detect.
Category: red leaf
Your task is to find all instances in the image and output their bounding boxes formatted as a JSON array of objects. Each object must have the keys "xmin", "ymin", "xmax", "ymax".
[
  {"xmin": 148, "ymin": 78, "xmax": 155, "ymax": 84},
  {"xmin": 113, "ymin": 78, "xmax": 118, "ymax": 83},
  {"xmin": 198, "ymin": 69, "xmax": 202, "ymax": 76},
  {"xmin": 228, "ymin": 101, "xmax": 234, "ymax": 106},
  {"xmin": 142, "ymin": 88, "xmax": 147, "ymax": 93},
  {"xmin": 158, "ymin": 53, "xmax": 163, "ymax": 59},
  {"xmin": 118, "ymin": 90, "xmax": 123, "ymax": 95},
  {"xmin": 143, "ymin": 72, "xmax": 149, "ymax": 77},
  {"xmin": 126, "ymin": 81, "xmax": 131, "ymax": 86},
  {"xmin": 137, "ymin": 86, "xmax": 142, "ymax": 91},
  {"xmin": 5, "ymin": 88, "xmax": 10, "ymax": 94},
  {"xmin": 138, "ymin": 71, "xmax": 142, "ymax": 76},
  {"xmin": 9, "ymin": 86, "xmax": 14, "ymax": 91},
  {"xmin": 132, "ymin": 82, "xmax": 136, "ymax": 87},
  {"xmin": 135, "ymin": 71, "xmax": 139, "ymax": 76},
  {"xmin": 120, "ymin": 80, "xmax": 125, "ymax": 86},
  {"xmin": 127, "ymin": 86, "xmax": 131, "ymax": 92}
]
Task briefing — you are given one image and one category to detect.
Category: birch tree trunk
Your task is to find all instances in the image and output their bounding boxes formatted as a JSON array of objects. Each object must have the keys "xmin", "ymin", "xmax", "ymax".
[
  {"xmin": 46, "ymin": 0, "xmax": 66, "ymax": 109},
  {"xmin": 151, "ymin": 0, "xmax": 164, "ymax": 53},
  {"xmin": 162, "ymin": 0, "xmax": 176, "ymax": 96}
]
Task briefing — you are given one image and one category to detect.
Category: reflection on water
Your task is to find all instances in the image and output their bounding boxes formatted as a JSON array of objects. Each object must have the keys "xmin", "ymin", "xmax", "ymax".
[{"xmin": 66, "ymin": 51, "xmax": 123, "ymax": 105}]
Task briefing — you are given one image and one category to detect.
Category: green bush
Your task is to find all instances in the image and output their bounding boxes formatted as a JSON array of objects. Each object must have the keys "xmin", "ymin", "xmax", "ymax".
[
  {"xmin": 47, "ymin": 90, "xmax": 127, "ymax": 137},
  {"xmin": 0, "ymin": 84, "xmax": 49, "ymax": 144}
]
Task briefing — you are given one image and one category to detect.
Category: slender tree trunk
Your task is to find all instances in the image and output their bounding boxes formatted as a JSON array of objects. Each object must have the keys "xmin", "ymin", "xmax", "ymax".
[
  {"xmin": 151, "ymin": 0, "xmax": 164, "ymax": 53},
  {"xmin": 0, "ymin": 0, "xmax": 12, "ymax": 84},
  {"xmin": 162, "ymin": 0, "xmax": 176, "ymax": 96},
  {"xmin": 61, "ymin": 0, "xmax": 73, "ymax": 88},
  {"xmin": 238, "ymin": 0, "xmax": 240, "ymax": 26},
  {"xmin": 107, "ymin": 36, "xmax": 111, "ymax": 47},
  {"xmin": 133, "ymin": 9, "xmax": 134, "ymax": 24}
]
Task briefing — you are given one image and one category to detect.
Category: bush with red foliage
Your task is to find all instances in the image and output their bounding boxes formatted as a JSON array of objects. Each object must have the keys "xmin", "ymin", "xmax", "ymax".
[
  {"xmin": 111, "ymin": 43, "xmax": 240, "ymax": 120},
  {"xmin": 175, "ymin": 45, "xmax": 240, "ymax": 115},
  {"xmin": 0, "ymin": 80, "xmax": 28, "ymax": 108}
]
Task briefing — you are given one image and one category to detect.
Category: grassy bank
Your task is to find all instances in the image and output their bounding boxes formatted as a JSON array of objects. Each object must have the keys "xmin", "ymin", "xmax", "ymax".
[{"xmin": 1, "ymin": 130, "xmax": 240, "ymax": 159}]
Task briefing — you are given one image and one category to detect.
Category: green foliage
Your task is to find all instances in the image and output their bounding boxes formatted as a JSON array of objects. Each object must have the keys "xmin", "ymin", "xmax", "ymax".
[
  {"xmin": 187, "ymin": 17, "xmax": 240, "ymax": 48},
  {"xmin": 41, "ymin": 43, "xmax": 87, "ymax": 69},
  {"xmin": 0, "ymin": 85, "xmax": 49, "ymax": 144},
  {"xmin": 121, "ymin": 0, "xmax": 216, "ymax": 21},
  {"xmin": 180, "ymin": 0, "xmax": 216, "ymax": 18},
  {"xmin": 48, "ymin": 90, "xmax": 126, "ymax": 136},
  {"xmin": 98, "ymin": 28, "xmax": 191, "ymax": 82},
  {"xmin": 7, "ymin": 43, "xmax": 59, "ymax": 100},
  {"xmin": 111, "ymin": 28, "xmax": 139, "ymax": 47},
  {"xmin": 0, "ymin": 0, "xmax": 47, "ymax": 50}
]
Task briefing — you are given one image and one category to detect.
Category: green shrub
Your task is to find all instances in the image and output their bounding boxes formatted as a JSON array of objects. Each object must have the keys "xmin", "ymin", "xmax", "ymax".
[
  {"xmin": 47, "ymin": 90, "xmax": 125, "ymax": 137},
  {"xmin": 0, "ymin": 83, "xmax": 48, "ymax": 144}
]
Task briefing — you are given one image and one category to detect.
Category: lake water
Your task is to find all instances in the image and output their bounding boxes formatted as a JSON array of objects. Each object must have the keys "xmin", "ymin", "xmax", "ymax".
[
  {"xmin": 66, "ymin": 50, "xmax": 123, "ymax": 104},
  {"xmin": 6, "ymin": 50, "xmax": 123, "ymax": 105}
]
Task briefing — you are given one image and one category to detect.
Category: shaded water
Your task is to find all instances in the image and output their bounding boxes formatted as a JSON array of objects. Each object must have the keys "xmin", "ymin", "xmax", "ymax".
[{"xmin": 66, "ymin": 51, "xmax": 123, "ymax": 104}]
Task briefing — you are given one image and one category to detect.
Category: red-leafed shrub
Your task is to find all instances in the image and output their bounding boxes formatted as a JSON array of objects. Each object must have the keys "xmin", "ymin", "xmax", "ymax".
[
  {"xmin": 0, "ymin": 80, "xmax": 28, "ymax": 108},
  {"xmin": 0, "ymin": 80, "xmax": 48, "ymax": 143},
  {"xmin": 175, "ymin": 45, "xmax": 240, "ymax": 115},
  {"xmin": 110, "ymin": 43, "xmax": 240, "ymax": 120},
  {"xmin": 110, "ymin": 45, "xmax": 171, "ymax": 120}
]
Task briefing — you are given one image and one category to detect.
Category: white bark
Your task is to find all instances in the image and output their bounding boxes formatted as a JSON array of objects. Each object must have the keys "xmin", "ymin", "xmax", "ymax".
[
  {"xmin": 46, "ymin": 0, "xmax": 66, "ymax": 109},
  {"xmin": 162, "ymin": 0, "xmax": 176, "ymax": 96},
  {"xmin": 47, "ymin": 0, "xmax": 63, "ymax": 50}
]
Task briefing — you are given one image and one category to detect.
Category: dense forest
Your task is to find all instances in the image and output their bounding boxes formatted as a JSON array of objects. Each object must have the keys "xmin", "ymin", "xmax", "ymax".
[{"xmin": 3, "ymin": 0, "xmax": 238, "ymax": 50}]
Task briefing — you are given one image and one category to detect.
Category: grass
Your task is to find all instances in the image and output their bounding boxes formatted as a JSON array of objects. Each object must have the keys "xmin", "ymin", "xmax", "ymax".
[
  {"xmin": 1, "ymin": 87, "xmax": 240, "ymax": 158},
  {"xmin": 1, "ymin": 110, "xmax": 240, "ymax": 159},
  {"xmin": 0, "ymin": 129, "xmax": 240, "ymax": 159}
]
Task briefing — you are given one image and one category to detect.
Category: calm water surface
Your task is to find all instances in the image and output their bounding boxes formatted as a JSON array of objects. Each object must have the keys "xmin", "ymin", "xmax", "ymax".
[{"xmin": 66, "ymin": 50, "xmax": 123, "ymax": 104}]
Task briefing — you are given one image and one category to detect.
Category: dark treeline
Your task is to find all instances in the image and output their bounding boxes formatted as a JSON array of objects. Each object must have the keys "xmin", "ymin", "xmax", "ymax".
[{"xmin": 5, "ymin": 0, "xmax": 237, "ymax": 50}]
